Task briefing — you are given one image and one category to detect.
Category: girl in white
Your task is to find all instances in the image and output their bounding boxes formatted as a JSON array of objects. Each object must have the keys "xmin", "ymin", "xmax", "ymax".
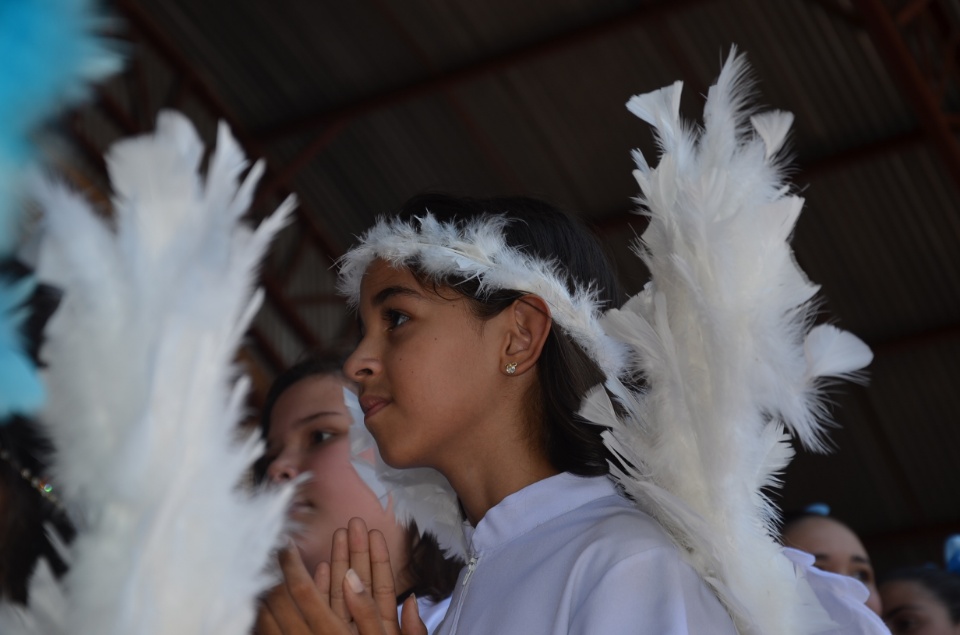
[{"xmin": 260, "ymin": 51, "xmax": 886, "ymax": 635}]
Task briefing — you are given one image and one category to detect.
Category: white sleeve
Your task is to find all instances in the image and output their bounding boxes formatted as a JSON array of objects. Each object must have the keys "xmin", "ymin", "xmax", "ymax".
[{"xmin": 567, "ymin": 547, "xmax": 738, "ymax": 635}]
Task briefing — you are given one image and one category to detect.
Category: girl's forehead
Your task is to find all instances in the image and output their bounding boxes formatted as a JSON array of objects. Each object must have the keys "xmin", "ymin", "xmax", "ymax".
[{"xmin": 358, "ymin": 259, "xmax": 421, "ymax": 296}]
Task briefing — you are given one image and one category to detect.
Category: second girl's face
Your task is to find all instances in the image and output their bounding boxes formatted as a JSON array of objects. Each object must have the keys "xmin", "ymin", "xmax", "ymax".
[
  {"xmin": 783, "ymin": 516, "xmax": 882, "ymax": 615},
  {"xmin": 881, "ymin": 580, "xmax": 960, "ymax": 635},
  {"xmin": 264, "ymin": 374, "xmax": 401, "ymax": 575},
  {"xmin": 343, "ymin": 260, "xmax": 507, "ymax": 473}
]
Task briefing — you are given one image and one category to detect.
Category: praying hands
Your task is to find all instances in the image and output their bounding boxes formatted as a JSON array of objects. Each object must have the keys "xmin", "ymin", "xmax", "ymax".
[{"xmin": 256, "ymin": 518, "xmax": 427, "ymax": 635}]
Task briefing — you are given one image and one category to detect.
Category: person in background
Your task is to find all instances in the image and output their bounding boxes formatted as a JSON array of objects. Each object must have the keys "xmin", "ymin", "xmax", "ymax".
[
  {"xmin": 880, "ymin": 567, "xmax": 960, "ymax": 635},
  {"xmin": 253, "ymin": 354, "xmax": 461, "ymax": 634},
  {"xmin": 782, "ymin": 504, "xmax": 882, "ymax": 616}
]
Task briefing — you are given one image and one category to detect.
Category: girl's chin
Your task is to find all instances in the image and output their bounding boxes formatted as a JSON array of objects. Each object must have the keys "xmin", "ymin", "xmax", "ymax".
[{"xmin": 377, "ymin": 446, "xmax": 420, "ymax": 470}]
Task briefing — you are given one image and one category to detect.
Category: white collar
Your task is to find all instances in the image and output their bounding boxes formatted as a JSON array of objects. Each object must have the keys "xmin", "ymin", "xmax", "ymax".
[{"xmin": 463, "ymin": 473, "xmax": 616, "ymax": 554}]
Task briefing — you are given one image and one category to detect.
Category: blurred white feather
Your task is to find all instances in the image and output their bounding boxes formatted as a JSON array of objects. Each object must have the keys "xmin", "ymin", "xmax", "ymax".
[
  {"xmin": 21, "ymin": 110, "xmax": 294, "ymax": 635},
  {"xmin": 582, "ymin": 48, "xmax": 873, "ymax": 634},
  {"xmin": 348, "ymin": 388, "xmax": 466, "ymax": 559}
]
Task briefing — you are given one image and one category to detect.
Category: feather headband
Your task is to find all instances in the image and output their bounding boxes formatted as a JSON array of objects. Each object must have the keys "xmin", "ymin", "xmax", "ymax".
[{"xmin": 337, "ymin": 213, "xmax": 629, "ymax": 379}]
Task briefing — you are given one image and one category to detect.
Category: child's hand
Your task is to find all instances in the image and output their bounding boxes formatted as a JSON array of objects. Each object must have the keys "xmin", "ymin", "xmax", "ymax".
[
  {"xmin": 254, "ymin": 518, "xmax": 426, "ymax": 635},
  {"xmin": 334, "ymin": 518, "xmax": 427, "ymax": 635},
  {"xmin": 254, "ymin": 541, "xmax": 364, "ymax": 635}
]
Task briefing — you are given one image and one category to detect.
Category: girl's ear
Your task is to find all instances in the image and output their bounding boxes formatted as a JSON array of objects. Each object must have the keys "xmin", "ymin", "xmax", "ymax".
[{"xmin": 502, "ymin": 295, "xmax": 551, "ymax": 376}]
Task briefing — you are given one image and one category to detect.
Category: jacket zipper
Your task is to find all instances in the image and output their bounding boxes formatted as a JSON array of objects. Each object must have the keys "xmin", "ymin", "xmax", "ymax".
[
  {"xmin": 461, "ymin": 555, "xmax": 478, "ymax": 586},
  {"xmin": 447, "ymin": 553, "xmax": 479, "ymax": 634}
]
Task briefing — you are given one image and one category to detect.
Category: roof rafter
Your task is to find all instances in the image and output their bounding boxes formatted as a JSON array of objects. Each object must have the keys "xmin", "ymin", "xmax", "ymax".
[{"xmin": 851, "ymin": 0, "xmax": 960, "ymax": 192}]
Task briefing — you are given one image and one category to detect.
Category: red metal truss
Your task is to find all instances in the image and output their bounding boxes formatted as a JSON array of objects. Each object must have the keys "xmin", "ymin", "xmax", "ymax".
[
  {"xmin": 61, "ymin": 2, "xmax": 351, "ymax": 404},
  {"xmin": 851, "ymin": 0, "xmax": 960, "ymax": 190}
]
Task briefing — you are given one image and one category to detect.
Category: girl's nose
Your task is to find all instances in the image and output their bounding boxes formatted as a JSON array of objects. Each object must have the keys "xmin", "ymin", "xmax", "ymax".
[
  {"xmin": 343, "ymin": 342, "xmax": 381, "ymax": 382},
  {"xmin": 265, "ymin": 453, "xmax": 298, "ymax": 484}
]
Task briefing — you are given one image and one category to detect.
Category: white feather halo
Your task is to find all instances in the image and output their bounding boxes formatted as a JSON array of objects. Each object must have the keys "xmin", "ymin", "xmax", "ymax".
[{"xmin": 337, "ymin": 213, "xmax": 628, "ymax": 380}]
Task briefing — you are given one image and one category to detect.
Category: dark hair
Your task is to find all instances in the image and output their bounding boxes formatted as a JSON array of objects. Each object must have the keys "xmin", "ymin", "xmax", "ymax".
[
  {"xmin": 778, "ymin": 506, "xmax": 859, "ymax": 545},
  {"xmin": 396, "ymin": 193, "xmax": 626, "ymax": 476},
  {"xmin": 254, "ymin": 351, "xmax": 461, "ymax": 600},
  {"xmin": 881, "ymin": 567, "xmax": 960, "ymax": 624},
  {"xmin": 257, "ymin": 353, "xmax": 345, "ymax": 442},
  {"xmin": 0, "ymin": 259, "xmax": 74, "ymax": 604},
  {"xmin": 0, "ymin": 418, "xmax": 75, "ymax": 603}
]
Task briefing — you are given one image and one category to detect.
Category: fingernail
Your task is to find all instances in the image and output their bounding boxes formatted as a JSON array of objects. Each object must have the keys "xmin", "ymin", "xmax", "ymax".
[{"xmin": 345, "ymin": 568, "xmax": 364, "ymax": 594}]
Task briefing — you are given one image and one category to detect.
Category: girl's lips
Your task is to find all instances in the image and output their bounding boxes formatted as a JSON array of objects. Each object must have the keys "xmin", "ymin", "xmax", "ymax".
[
  {"xmin": 289, "ymin": 499, "xmax": 313, "ymax": 516},
  {"xmin": 359, "ymin": 396, "xmax": 389, "ymax": 418}
]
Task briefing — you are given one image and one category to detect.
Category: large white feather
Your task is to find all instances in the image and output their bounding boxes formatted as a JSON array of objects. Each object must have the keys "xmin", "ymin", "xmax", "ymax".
[
  {"xmin": 583, "ymin": 48, "xmax": 873, "ymax": 634},
  {"xmin": 19, "ymin": 110, "xmax": 294, "ymax": 635}
]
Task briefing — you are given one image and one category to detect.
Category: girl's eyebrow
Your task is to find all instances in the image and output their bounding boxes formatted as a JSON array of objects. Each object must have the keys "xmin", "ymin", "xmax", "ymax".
[
  {"xmin": 293, "ymin": 411, "xmax": 342, "ymax": 427},
  {"xmin": 882, "ymin": 605, "xmax": 921, "ymax": 621},
  {"xmin": 268, "ymin": 411, "xmax": 342, "ymax": 445},
  {"xmin": 372, "ymin": 285, "xmax": 421, "ymax": 306}
]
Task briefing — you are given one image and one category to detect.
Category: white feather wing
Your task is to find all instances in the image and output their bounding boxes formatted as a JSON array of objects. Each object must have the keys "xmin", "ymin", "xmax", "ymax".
[
  {"xmin": 31, "ymin": 110, "xmax": 294, "ymax": 635},
  {"xmin": 585, "ymin": 49, "xmax": 872, "ymax": 635}
]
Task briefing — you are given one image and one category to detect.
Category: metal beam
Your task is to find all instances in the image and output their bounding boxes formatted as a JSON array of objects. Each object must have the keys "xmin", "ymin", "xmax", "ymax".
[
  {"xmin": 851, "ymin": 0, "xmax": 960, "ymax": 192},
  {"xmin": 110, "ymin": 0, "xmax": 351, "ymax": 370},
  {"xmin": 115, "ymin": 0, "xmax": 346, "ymax": 263},
  {"xmin": 261, "ymin": 276, "xmax": 323, "ymax": 352},
  {"xmin": 806, "ymin": 0, "xmax": 865, "ymax": 27},
  {"xmin": 115, "ymin": 0, "xmax": 244, "ymax": 133},
  {"xmin": 247, "ymin": 325, "xmax": 286, "ymax": 377}
]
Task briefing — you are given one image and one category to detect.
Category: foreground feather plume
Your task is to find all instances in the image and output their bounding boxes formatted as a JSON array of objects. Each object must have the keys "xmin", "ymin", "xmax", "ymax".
[
  {"xmin": 1, "ymin": 111, "xmax": 294, "ymax": 635},
  {"xmin": 581, "ymin": 47, "xmax": 873, "ymax": 634}
]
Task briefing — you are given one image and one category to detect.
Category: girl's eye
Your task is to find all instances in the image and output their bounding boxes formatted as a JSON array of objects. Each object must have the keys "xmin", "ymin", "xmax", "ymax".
[
  {"xmin": 384, "ymin": 309, "xmax": 410, "ymax": 329},
  {"xmin": 888, "ymin": 616, "xmax": 920, "ymax": 634},
  {"xmin": 308, "ymin": 430, "xmax": 333, "ymax": 446},
  {"xmin": 853, "ymin": 568, "xmax": 873, "ymax": 583}
]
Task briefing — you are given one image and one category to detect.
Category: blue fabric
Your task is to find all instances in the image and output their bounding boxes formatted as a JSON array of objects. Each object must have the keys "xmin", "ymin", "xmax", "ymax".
[
  {"xmin": 945, "ymin": 535, "xmax": 960, "ymax": 574},
  {"xmin": 0, "ymin": 0, "xmax": 120, "ymax": 420},
  {"xmin": 0, "ymin": 275, "xmax": 44, "ymax": 418},
  {"xmin": 0, "ymin": 0, "xmax": 121, "ymax": 250}
]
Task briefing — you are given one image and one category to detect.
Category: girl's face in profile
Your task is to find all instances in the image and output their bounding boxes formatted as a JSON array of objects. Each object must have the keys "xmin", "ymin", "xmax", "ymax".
[
  {"xmin": 783, "ymin": 516, "xmax": 882, "ymax": 615},
  {"xmin": 344, "ymin": 259, "xmax": 508, "ymax": 474},
  {"xmin": 264, "ymin": 374, "xmax": 404, "ymax": 575},
  {"xmin": 881, "ymin": 580, "xmax": 960, "ymax": 635}
]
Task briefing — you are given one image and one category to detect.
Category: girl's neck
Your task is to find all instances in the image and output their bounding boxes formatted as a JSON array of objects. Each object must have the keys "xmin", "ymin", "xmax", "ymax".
[{"xmin": 445, "ymin": 450, "xmax": 560, "ymax": 526}]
